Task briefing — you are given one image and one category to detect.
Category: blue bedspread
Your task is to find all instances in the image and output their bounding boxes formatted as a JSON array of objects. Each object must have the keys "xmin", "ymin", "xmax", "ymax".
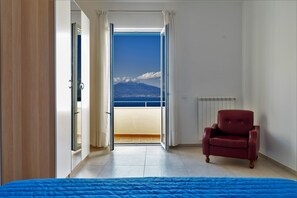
[{"xmin": 0, "ymin": 177, "xmax": 297, "ymax": 197}]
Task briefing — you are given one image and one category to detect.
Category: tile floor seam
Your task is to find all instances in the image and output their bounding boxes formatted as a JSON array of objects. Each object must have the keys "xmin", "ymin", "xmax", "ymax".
[
  {"xmin": 95, "ymin": 169, "xmax": 102, "ymax": 178},
  {"xmin": 178, "ymin": 152, "xmax": 191, "ymax": 177},
  {"xmin": 96, "ymin": 155, "xmax": 112, "ymax": 177},
  {"xmin": 143, "ymin": 146, "xmax": 148, "ymax": 177}
]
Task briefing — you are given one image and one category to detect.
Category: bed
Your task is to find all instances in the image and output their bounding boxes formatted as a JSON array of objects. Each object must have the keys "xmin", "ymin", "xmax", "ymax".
[{"xmin": 1, "ymin": 177, "xmax": 297, "ymax": 197}]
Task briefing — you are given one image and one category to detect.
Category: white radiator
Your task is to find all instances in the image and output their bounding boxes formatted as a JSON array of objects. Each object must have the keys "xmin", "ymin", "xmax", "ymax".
[{"xmin": 197, "ymin": 97, "xmax": 236, "ymax": 140}]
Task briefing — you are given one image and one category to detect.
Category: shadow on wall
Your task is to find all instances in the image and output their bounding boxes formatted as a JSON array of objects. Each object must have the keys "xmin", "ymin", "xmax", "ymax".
[
  {"xmin": 259, "ymin": 114, "xmax": 267, "ymax": 154},
  {"xmin": 259, "ymin": 114, "xmax": 289, "ymax": 160}
]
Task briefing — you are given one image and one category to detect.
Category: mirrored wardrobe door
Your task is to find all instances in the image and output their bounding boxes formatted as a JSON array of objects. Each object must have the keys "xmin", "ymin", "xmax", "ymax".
[
  {"xmin": 71, "ymin": 22, "xmax": 81, "ymax": 152},
  {"xmin": 71, "ymin": 0, "xmax": 82, "ymax": 170}
]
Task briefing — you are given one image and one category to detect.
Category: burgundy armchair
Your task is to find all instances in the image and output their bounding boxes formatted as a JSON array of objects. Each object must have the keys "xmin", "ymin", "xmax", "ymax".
[{"xmin": 202, "ymin": 110, "xmax": 260, "ymax": 168}]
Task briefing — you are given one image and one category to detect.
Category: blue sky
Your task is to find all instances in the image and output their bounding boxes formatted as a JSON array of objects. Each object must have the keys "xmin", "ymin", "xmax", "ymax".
[{"xmin": 114, "ymin": 33, "xmax": 161, "ymax": 87}]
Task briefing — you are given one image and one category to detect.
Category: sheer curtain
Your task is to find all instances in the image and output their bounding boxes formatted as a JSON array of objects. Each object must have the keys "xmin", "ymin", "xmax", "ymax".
[
  {"xmin": 163, "ymin": 10, "xmax": 177, "ymax": 146},
  {"xmin": 90, "ymin": 11, "xmax": 110, "ymax": 147}
]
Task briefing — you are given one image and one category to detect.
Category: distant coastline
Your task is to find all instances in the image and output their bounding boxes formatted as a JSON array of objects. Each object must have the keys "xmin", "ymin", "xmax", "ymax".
[{"xmin": 114, "ymin": 82, "xmax": 163, "ymax": 107}]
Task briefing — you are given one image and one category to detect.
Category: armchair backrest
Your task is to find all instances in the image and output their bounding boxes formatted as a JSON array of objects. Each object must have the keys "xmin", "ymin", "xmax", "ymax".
[{"xmin": 217, "ymin": 110, "xmax": 254, "ymax": 136}]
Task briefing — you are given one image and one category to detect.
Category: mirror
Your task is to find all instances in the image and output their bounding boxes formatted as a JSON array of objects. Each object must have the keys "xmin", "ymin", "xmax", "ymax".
[
  {"xmin": 71, "ymin": 0, "xmax": 82, "ymax": 169},
  {"xmin": 71, "ymin": 22, "xmax": 81, "ymax": 151}
]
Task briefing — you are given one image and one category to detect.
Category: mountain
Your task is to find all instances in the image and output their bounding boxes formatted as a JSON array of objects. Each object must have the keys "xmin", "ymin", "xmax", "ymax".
[{"xmin": 114, "ymin": 82, "xmax": 160, "ymax": 98}]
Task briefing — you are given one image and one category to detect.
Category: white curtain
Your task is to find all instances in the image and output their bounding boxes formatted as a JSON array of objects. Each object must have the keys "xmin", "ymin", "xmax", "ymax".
[
  {"xmin": 90, "ymin": 11, "xmax": 110, "ymax": 147},
  {"xmin": 163, "ymin": 11, "xmax": 177, "ymax": 146}
]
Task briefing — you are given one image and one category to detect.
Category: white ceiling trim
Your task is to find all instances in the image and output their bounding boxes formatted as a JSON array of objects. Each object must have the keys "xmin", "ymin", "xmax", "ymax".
[{"xmin": 77, "ymin": 0, "xmax": 243, "ymax": 3}]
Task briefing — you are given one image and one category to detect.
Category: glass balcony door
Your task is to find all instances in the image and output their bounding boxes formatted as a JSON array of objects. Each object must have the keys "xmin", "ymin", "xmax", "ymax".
[
  {"xmin": 160, "ymin": 24, "xmax": 169, "ymax": 151},
  {"xmin": 109, "ymin": 23, "xmax": 115, "ymax": 151}
]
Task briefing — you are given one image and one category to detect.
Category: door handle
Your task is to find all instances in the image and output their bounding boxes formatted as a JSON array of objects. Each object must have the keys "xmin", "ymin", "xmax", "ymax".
[
  {"xmin": 68, "ymin": 80, "xmax": 72, "ymax": 88},
  {"xmin": 105, "ymin": 112, "xmax": 111, "ymax": 115},
  {"xmin": 79, "ymin": 82, "xmax": 84, "ymax": 90}
]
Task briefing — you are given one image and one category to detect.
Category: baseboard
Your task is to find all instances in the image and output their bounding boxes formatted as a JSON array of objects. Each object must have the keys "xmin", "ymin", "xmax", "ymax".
[
  {"xmin": 68, "ymin": 154, "xmax": 89, "ymax": 178},
  {"xmin": 175, "ymin": 144, "xmax": 201, "ymax": 147},
  {"xmin": 258, "ymin": 153, "xmax": 297, "ymax": 176}
]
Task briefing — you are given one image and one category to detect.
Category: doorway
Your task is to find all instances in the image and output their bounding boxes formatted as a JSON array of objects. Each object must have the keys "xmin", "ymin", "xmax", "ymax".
[
  {"xmin": 108, "ymin": 23, "xmax": 170, "ymax": 151},
  {"xmin": 112, "ymin": 32, "xmax": 161, "ymax": 144}
]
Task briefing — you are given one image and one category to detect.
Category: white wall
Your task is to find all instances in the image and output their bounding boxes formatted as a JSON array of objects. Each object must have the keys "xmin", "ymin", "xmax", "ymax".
[
  {"xmin": 77, "ymin": 0, "xmax": 243, "ymax": 145},
  {"xmin": 71, "ymin": 11, "xmax": 81, "ymax": 26},
  {"xmin": 242, "ymin": 1, "xmax": 297, "ymax": 170}
]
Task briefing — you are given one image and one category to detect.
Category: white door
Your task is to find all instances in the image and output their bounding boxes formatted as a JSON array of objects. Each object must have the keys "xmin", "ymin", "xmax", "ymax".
[
  {"xmin": 55, "ymin": 0, "xmax": 72, "ymax": 178},
  {"xmin": 160, "ymin": 25, "xmax": 169, "ymax": 150},
  {"xmin": 81, "ymin": 11, "xmax": 90, "ymax": 159},
  {"xmin": 109, "ymin": 23, "xmax": 115, "ymax": 151}
]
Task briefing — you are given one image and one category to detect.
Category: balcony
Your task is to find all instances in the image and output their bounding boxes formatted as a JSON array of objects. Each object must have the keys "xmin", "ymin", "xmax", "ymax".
[{"xmin": 114, "ymin": 107, "xmax": 161, "ymax": 143}]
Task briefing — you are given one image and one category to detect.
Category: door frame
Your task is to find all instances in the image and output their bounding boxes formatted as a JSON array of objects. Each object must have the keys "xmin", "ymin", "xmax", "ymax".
[{"xmin": 109, "ymin": 26, "xmax": 169, "ymax": 149}]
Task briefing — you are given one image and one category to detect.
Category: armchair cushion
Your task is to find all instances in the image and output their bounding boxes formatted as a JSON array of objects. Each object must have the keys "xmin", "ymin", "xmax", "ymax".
[
  {"xmin": 210, "ymin": 136, "xmax": 248, "ymax": 149},
  {"xmin": 218, "ymin": 110, "xmax": 254, "ymax": 136}
]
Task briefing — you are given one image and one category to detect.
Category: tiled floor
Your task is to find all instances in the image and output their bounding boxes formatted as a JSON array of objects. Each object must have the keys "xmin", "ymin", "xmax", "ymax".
[{"xmin": 71, "ymin": 145, "xmax": 297, "ymax": 180}]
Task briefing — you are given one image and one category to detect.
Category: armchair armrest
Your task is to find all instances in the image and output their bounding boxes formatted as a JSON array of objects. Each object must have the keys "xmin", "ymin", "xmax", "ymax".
[
  {"xmin": 211, "ymin": 123, "xmax": 218, "ymax": 129},
  {"xmin": 254, "ymin": 125, "xmax": 260, "ymax": 135},
  {"xmin": 254, "ymin": 125, "xmax": 260, "ymax": 153},
  {"xmin": 204, "ymin": 124, "xmax": 218, "ymax": 139},
  {"xmin": 248, "ymin": 125, "xmax": 260, "ymax": 160},
  {"xmin": 249, "ymin": 130, "xmax": 257, "ymax": 142},
  {"xmin": 202, "ymin": 124, "xmax": 218, "ymax": 155}
]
